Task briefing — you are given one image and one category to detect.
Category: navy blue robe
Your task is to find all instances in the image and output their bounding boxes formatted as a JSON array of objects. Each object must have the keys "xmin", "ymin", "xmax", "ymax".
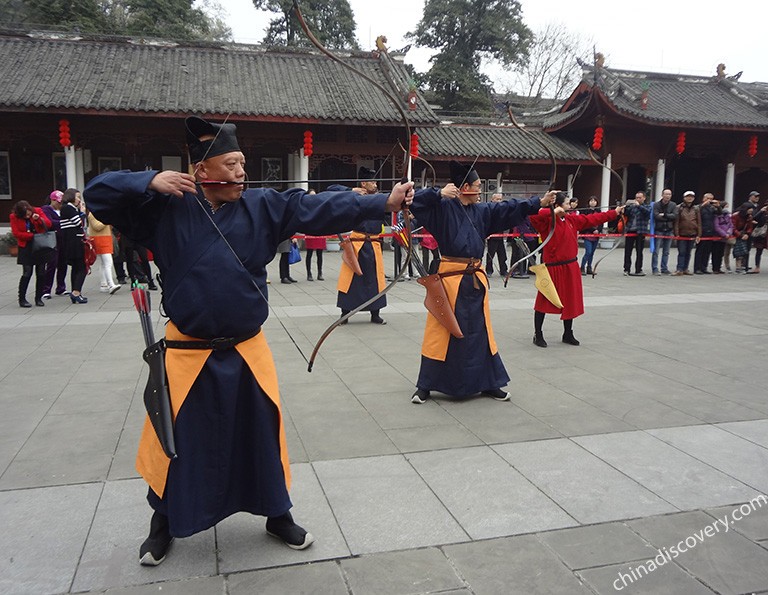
[
  {"xmin": 410, "ymin": 189, "xmax": 541, "ymax": 396},
  {"xmin": 85, "ymin": 170, "xmax": 389, "ymax": 537}
]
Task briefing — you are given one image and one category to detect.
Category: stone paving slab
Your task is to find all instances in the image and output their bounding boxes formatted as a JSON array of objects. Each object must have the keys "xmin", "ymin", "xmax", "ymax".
[
  {"xmin": 1, "ymin": 252, "xmax": 768, "ymax": 594},
  {"xmin": 494, "ymin": 438, "xmax": 676, "ymax": 524},
  {"xmin": 578, "ymin": 560, "xmax": 717, "ymax": 594},
  {"xmin": 407, "ymin": 446, "xmax": 577, "ymax": 539},
  {"xmin": 574, "ymin": 431, "xmax": 760, "ymax": 509},
  {"xmin": 627, "ymin": 510, "xmax": 768, "ymax": 595}
]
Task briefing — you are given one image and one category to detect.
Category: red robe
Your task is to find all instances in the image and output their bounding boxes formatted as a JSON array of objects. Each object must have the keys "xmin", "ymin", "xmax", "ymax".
[{"xmin": 530, "ymin": 208, "xmax": 618, "ymax": 320}]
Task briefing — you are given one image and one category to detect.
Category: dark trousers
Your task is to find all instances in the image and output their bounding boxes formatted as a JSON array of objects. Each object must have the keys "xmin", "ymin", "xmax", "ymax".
[
  {"xmin": 20, "ymin": 263, "xmax": 46, "ymax": 301},
  {"xmin": 711, "ymin": 241, "xmax": 725, "ymax": 272},
  {"xmin": 623, "ymin": 233, "xmax": 645, "ymax": 273},
  {"xmin": 69, "ymin": 259, "xmax": 86, "ymax": 293},
  {"xmin": 676, "ymin": 238, "xmax": 695, "ymax": 272},
  {"xmin": 485, "ymin": 238, "xmax": 507, "ymax": 275},
  {"xmin": 305, "ymin": 249, "xmax": 323, "ymax": 274},
  {"xmin": 393, "ymin": 244, "xmax": 413, "ymax": 277},
  {"xmin": 421, "ymin": 246, "xmax": 440, "ymax": 274},
  {"xmin": 694, "ymin": 240, "xmax": 713, "ymax": 272},
  {"xmin": 279, "ymin": 252, "xmax": 291, "ymax": 280}
]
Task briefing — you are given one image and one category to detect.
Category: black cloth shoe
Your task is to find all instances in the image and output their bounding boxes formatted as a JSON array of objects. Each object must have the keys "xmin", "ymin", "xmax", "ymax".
[
  {"xmin": 411, "ymin": 388, "xmax": 430, "ymax": 404},
  {"xmin": 562, "ymin": 332, "xmax": 580, "ymax": 346},
  {"xmin": 281, "ymin": 278, "xmax": 292, "ymax": 284},
  {"xmin": 35, "ymin": 298, "xmax": 45, "ymax": 307},
  {"xmin": 266, "ymin": 511, "xmax": 314, "ymax": 550},
  {"xmin": 287, "ymin": 276, "xmax": 298, "ymax": 283},
  {"xmin": 482, "ymin": 388, "xmax": 510, "ymax": 401},
  {"xmin": 147, "ymin": 281, "xmax": 158, "ymax": 290},
  {"xmin": 307, "ymin": 271, "xmax": 314, "ymax": 281},
  {"xmin": 370, "ymin": 315, "xmax": 387, "ymax": 324},
  {"xmin": 19, "ymin": 298, "xmax": 32, "ymax": 308},
  {"xmin": 139, "ymin": 511, "xmax": 174, "ymax": 566},
  {"xmin": 317, "ymin": 273, "xmax": 324, "ymax": 281},
  {"xmin": 533, "ymin": 334, "xmax": 547, "ymax": 348}
]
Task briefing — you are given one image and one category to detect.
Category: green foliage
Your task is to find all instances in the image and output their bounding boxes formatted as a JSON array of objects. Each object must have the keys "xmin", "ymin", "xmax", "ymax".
[
  {"xmin": 408, "ymin": 0, "xmax": 532, "ymax": 113},
  {"xmin": 253, "ymin": 0, "xmax": 359, "ymax": 50},
  {"xmin": 0, "ymin": 0, "xmax": 232, "ymax": 40}
]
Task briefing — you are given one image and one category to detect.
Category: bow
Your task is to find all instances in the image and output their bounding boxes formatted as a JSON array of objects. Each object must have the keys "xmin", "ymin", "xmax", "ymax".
[
  {"xmin": 587, "ymin": 147, "xmax": 626, "ymax": 277},
  {"xmin": 291, "ymin": 0, "xmax": 416, "ymax": 372},
  {"xmin": 502, "ymin": 104, "xmax": 558, "ymax": 287}
]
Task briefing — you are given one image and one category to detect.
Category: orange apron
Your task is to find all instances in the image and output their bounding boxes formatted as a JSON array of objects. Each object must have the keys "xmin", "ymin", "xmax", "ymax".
[
  {"xmin": 336, "ymin": 231, "xmax": 385, "ymax": 293},
  {"xmin": 136, "ymin": 321, "xmax": 290, "ymax": 498},
  {"xmin": 421, "ymin": 259, "xmax": 498, "ymax": 361}
]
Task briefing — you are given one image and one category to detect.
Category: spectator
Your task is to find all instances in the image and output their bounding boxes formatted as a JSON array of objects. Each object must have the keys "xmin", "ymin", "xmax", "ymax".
[
  {"xmin": 40, "ymin": 190, "xmax": 66, "ymax": 298},
  {"xmin": 673, "ymin": 191, "xmax": 701, "ymax": 275},
  {"xmin": 59, "ymin": 188, "xmax": 88, "ymax": 303},
  {"xmin": 579, "ymin": 196, "xmax": 600, "ymax": 275},
  {"xmin": 751, "ymin": 203, "xmax": 767, "ymax": 274},
  {"xmin": 277, "ymin": 237, "xmax": 298, "ymax": 284},
  {"xmin": 712, "ymin": 202, "xmax": 733, "ymax": 274},
  {"xmin": 694, "ymin": 193, "xmax": 721, "ymax": 274},
  {"xmin": 623, "ymin": 191, "xmax": 652, "ymax": 276},
  {"xmin": 485, "ymin": 193, "xmax": 508, "ymax": 277},
  {"xmin": 731, "ymin": 203, "xmax": 754, "ymax": 273},
  {"xmin": 651, "ymin": 189, "xmax": 677, "ymax": 275},
  {"xmin": 87, "ymin": 212, "xmax": 121, "ymax": 293},
  {"xmin": 10, "ymin": 200, "xmax": 52, "ymax": 307}
]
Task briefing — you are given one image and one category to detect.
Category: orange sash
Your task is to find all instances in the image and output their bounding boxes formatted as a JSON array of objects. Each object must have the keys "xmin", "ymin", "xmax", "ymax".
[
  {"xmin": 136, "ymin": 321, "xmax": 290, "ymax": 498},
  {"xmin": 336, "ymin": 231, "xmax": 385, "ymax": 293},
  {"xmin": 421, "ymin": 260, "xmax": 498, "ymax": 361}
]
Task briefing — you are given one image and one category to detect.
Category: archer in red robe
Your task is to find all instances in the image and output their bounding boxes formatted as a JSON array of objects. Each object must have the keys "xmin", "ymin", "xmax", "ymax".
[{"xmin": 529, "ymin": 194, "xmax": 624, "ymax": 347}]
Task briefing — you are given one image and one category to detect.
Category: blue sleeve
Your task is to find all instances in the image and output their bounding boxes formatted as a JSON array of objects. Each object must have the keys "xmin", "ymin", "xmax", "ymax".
[
  {"xmin": 486, "ymin": 198, "xmax": 542, "ymax": 234},
  {"xmin": 84, "ymin": 170, "xmax": 170, "ymax": 247},
  {"xmin": 410, "ymin": 187, "xmax": 443, "ymax": 233}
]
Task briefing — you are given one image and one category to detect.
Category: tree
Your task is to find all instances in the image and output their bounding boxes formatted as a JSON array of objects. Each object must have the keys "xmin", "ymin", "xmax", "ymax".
[
  {"xmin": 408, "ymin": 0, "xmax": 532, "ymax": 114},
  {"xmin": 501, "ymin": 22, "xmax": 593, "ymax": 100},
  {"xmin": 0, "ymin": 0, "xmax": 232, "ymax": 40},
  {"xmin": 252, "ymin": 0, "xmax": 359, "ymax": 50}
]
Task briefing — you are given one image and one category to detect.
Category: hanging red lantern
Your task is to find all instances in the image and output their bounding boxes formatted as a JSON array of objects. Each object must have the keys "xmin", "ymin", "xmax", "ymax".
[
  {"xmin": 591, "ymin": 126, "xmax": 604, "ymax": 151},
  {"xmin": 58, "ymin": 119, "xmax": 71, "ymax": 148},
  {"xmin": 676, "ymin": 131, "xmax": 686, "ymax": 155},
  {"xmin": 303, "ymin": 130, "xmax": 313, "ymax": 157},
  {"xmin": 748, "ymin": 135, "xmax": 758, "ymax": 158},
  {"xmin": 409, "ymin": 132, "xmax": 419, "ymax": 157}
]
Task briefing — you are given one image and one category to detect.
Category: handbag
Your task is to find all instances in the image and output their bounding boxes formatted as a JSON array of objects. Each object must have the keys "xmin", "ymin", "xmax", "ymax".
[
  {"xmin": 83, "ymin": 237, "xmax": 97, "ymax": 272},
  {"xmin": 751, "ymin": 224, "xmax": 767, "ymax": 239},
  {"xmin": 733, "ymin": 238, "xmax": 748, "ymax": 258},
  {"xmin": 288, "ymin": 242, "xmax": 301, "ymax": 265},
  {"xmin": 31, "ymin": 230, "xmax": 57, "ymax": 254}
]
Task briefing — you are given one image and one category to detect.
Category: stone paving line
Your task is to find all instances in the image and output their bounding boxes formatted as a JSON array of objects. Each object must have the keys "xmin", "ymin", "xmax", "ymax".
[{"xmin": 0, "ymin": 249, "xmax": 767, "ymax": 594}]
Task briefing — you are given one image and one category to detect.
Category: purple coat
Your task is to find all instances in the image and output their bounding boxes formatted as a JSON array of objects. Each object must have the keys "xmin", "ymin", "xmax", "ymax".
[{"xmin": 714, "ymin": 212, "xmax": 733, "ymax": 239}]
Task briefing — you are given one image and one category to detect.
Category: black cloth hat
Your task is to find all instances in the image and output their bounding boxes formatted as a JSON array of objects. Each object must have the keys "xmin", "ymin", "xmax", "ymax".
[
  {"xmin": 186, "ymin": 116, "xmax": 241, "ymax": 163},
  {"xmin": 358, "ymin": 166, "xmax": 376, "ymax": 181},
  {"xmin": 449, "ymin": 160, "xmax": 480, "ymax": 188}
]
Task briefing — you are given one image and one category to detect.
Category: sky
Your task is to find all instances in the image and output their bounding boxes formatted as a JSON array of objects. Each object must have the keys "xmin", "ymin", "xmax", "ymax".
[{"xmin": 223, "ymin": 0, "xmax": 768, "ymax": 87}]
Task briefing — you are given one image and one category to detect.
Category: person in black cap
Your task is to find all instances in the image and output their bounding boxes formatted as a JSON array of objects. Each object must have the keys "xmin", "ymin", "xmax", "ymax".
[
  {"xmin": 408, "ymin": 161, "xmax": 554, "ymax": 404},
  {"xmin": 84, "ymin": 116, "xmax": 414, "ymax": 566},
  {"xmin": 329, "ymin": 166, "xmax": 390, "ymax": 324}
]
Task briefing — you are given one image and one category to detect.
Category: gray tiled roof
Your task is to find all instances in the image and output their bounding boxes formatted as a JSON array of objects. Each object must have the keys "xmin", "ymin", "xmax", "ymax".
[
  {"xmin": 417, "ymin": 124, "xmax": 589, "ymax": 161},
  {"xmin": 0, "ymin": 32, "xmax": 439, "ymax": 125},
  {"xmin": 553, "ymin": 67, "xmax": 768, "ymax": 129}
]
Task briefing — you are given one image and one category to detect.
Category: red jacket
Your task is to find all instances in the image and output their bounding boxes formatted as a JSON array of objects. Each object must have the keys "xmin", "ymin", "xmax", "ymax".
[{"xmin": 10, "ymin": 208, "xmax": 51, "ymax": 248}]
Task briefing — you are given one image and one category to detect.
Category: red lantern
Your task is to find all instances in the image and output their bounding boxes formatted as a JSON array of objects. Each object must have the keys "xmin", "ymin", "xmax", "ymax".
[
  {"xmin": 303, "ymin": 130, "xmax": 313, "ymax": 157},
  {"xmin": 58, "ymin": 119, "xmax": 71, "ymax": 148},
  {"xmin": 676, "ymin": 131, "xmax": 686, "ymax": 155},
  {"xmin": 409, "ymin": 132, "xmax": 419, "ymax": 157},
  {"xmin": 592, "ymin": 126, "xmax": 604, "ymax": 151},
  {"xmin": 748, "ymin": 135, "xmax": 758, "ymax": 158}
]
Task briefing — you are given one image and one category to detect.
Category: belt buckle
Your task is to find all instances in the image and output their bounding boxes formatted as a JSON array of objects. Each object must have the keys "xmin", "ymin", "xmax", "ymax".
[{"xmin": 210, "ymin": 336, "xmax": 235, "ymax": 351}]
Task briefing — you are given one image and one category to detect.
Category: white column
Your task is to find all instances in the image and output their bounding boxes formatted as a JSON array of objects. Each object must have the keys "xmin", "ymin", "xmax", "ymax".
[
  {"xmin": 654, "ymin": 159, "xmax": 666, "ymax": 200},
  {"xmin": 65, "ymin": 146, "xmax": 77, "ymax": 189},
  {"xmin": 600, "ymin": 153, "xmax": 612, "ymax": 210},
  {"xmin": 298, "ymin": 149, "xmax": 309, "ymax": 191},
  {"xmin": 75, "ymin": 148, "xmax": 85, "ymax": 191},
  {"xmin": 724, "ymin": 162, "xmax": 735, "ymax": 210},
  {"xmin": 622, "ymin": 167, "xmax": 629, "ymax": 200}
]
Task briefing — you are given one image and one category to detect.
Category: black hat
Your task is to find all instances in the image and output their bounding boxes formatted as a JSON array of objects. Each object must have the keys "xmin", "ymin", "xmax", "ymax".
[
  {"xmin": 186, "ymin": 116, "xmax": 241, "ymax": 163},
  {"xmin": 449, "ymin": 160, "xmax": 479, "ymax": 188},
  {"xmin": 358, "ymin": 166, "xmax": 376, "ymax": 181}
]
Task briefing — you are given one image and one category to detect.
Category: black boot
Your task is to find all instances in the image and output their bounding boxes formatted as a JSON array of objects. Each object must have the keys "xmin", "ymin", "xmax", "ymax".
[
  {"xmin": 586, "ymin": 265, "xmax": 593, "ymax": 276},
  {"xmin": 370, "ymin": 309, "xmax": 386, "ymax": 324},
  {"xmin": 581, "ymin": 265, "xmax": 586, "ymax": 276},
  {"xmin": 533, "ymin": 311, "xmax": 547, "ymax": 347},
  {"xmin": 18, "ymin": 276, "xmax": 32, "ymax": 308},
  {"xmin": 533, "ymin": 332, "xmax": 548, "ymax": 348},
  {"xmin": 339, "ymin": 309, "xmax": 349, "ymax": 325},
  {"xmin": 139, "ymin": 511, "xmax": 173, "ymax": 566},
  {"xmin": 562, "ymin": 320, "xmax": 580, "ymax": 345},
  {"xmin": 317, "ymin": 269, "xmax": 324, "ymax": 281}
]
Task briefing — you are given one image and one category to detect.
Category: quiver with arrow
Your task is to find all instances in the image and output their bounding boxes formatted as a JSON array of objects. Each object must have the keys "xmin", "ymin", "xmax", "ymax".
[{"xmin": 417, "ymin": 274, "xmax": 464, "ymax": 338}]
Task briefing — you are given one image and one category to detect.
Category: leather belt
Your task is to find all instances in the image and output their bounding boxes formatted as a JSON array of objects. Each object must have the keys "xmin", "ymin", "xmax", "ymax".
[
  {"xmin": 545, "ymin": 257, "xmax": 577, "ymax": 267},
  {"xmin": 164, "ymin": 328, "xmax": 261, "ymax": 351}
]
